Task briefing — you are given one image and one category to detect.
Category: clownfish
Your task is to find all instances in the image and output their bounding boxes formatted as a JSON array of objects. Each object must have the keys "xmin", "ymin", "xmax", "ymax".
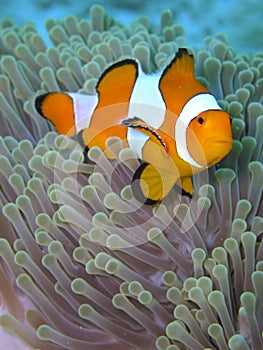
[{"xmin": 35, "ymin": 48, "xmax": 233, "ymax": 204}]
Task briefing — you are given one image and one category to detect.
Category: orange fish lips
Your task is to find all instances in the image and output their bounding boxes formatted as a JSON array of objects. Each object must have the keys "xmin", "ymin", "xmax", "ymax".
[{"xmin": 205, "ymin": 137, "xmax": 233, "ymax": 167}]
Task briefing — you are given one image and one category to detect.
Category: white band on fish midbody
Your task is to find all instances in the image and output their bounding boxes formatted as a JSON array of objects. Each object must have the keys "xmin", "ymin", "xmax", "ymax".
[
  {"xmin": 127, "ymin": 68, "xmax": 166, "ymax": 160},
  {"xmin": 127, "ymin": 127, "xmax": 149, "ymax": 159},
  {"xmin": 175, "ymin": 93, "xmax": 222, "ymax": 168},
  {"xmin": 128, "ymin": 71, "xmax": 166, "ymax": 129}
]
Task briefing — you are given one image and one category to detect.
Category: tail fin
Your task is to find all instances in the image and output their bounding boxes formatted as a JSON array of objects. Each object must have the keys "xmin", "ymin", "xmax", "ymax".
[{"xmin": 35, "ymin": 92, "xmax": 76, "ymax": 136}]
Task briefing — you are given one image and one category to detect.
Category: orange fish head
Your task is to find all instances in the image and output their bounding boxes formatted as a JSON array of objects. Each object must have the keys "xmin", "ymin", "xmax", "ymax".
[{"xmin": 187, "ymin": 110, "xmax": 233, "ymax": 168}]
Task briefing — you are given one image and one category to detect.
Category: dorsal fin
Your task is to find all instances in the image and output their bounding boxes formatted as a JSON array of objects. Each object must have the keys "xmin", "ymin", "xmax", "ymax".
[
  {"xmin": 158, "ymin": 48, "xmax": 208, "ymax": 115},
  {"xmin": 159, "ymin": 48, "xmax": 194, "ymax": 88},
  {"xmin": 95, "ymin": 59, "xmax": 139, "ymax": 111}
]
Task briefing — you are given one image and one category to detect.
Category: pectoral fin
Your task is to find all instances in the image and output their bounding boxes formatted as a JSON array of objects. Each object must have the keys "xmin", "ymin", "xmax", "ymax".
[
  {"xmin": 123, "ymin": 117, "xmax": 166, "ymax": 150},
  {"xmin": 132, "ymin": 163, "xmax": 177, "ymax": 204}
]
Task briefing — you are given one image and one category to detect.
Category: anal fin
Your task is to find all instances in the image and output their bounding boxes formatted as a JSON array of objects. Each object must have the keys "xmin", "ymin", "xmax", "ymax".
[
  {"xmin": 180, "ymin": 176, "xmax": 194, "ymax": 197},
  {"xmin": 132, "ymin": 163, "xmax": 177, "ymax": 204}
]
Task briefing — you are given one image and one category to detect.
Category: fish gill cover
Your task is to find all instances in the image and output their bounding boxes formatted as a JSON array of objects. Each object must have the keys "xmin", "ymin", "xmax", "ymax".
[{"xmin": 0, "ymin": 3, "xmax": 262, "ymax": 350}]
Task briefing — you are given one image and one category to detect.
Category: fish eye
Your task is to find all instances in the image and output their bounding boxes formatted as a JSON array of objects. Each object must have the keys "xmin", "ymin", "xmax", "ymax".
[{"xmin": 197, "ymin": 117, "xmax": 204, "ymax": 125}]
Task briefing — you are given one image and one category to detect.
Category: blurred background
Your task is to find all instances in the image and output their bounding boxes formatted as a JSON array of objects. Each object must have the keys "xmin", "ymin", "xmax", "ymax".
[{"xmin": 0, "ymin": 0, "xmax": 262, "ymax": 54}]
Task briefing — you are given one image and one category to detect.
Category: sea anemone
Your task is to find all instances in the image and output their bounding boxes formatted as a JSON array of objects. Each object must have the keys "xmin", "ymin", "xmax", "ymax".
[{"xmin": 0, "ymin": 5, "xmax": 262, "ymax": 350}]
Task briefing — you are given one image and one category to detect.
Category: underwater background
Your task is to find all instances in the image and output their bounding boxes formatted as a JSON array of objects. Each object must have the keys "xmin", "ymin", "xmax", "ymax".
[
  {"xmin": 1, "ymin": 0, "xmax": 263, "ymax": 54},
  {"xmin": 0, "ymin": 0, "xmax": 263, "ymax": 350}
]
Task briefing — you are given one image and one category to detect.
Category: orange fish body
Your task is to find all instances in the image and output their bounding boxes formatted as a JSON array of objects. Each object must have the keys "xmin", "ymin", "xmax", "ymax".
[{"xmin": 35, "ymin": 48, "xmax": 233, "ymax": 204}]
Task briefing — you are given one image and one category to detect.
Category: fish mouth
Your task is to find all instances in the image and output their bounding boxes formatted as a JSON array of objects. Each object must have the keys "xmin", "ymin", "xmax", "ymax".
[
  {"xmin": 206, "ymin": 137, "xmax": 233, "ymax": 145},
  {"xmin": 205, "ymin": 138, "xmax": 233, "ymax": 166}
]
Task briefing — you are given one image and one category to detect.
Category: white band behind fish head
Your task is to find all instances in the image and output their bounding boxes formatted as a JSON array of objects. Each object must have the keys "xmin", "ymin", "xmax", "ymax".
[{"xmin": 175, "ymin": 93, "xmax": 222, "ymax": 168}]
